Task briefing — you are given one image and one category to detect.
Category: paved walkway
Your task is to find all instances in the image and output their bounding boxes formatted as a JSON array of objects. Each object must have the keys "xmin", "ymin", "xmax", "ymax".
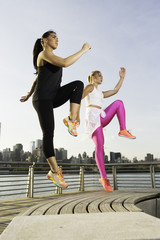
[{"xmin": 0, "ymin": 193, "xmax": 64, "ymax": 234}]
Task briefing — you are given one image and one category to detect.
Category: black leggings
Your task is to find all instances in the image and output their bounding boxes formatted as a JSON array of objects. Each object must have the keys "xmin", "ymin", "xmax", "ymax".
[{"xmin": 33, "ymin": 80, "xmax": 84, "ymax": 158}]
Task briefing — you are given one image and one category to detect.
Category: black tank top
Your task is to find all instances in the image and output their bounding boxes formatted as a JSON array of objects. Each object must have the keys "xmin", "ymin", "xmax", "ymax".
[{"xmin": 33, "ymin": 62, "xmax": 62, "ymax": 101}]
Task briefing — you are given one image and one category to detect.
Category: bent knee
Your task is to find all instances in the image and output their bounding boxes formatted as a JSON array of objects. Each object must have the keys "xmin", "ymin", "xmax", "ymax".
[
  {"xmin": 115, "ymin": 100, "xmax": 124, "ymax": 106},
  {"xmin": 75, "ymin": 80, "xmax": 84, "ymax": 89}
]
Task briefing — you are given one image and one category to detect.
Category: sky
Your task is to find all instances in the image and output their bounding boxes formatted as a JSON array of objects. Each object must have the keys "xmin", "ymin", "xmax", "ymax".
[{"xmin": 0, "ymin": 0, "xmax": 160, "ymax": 160}]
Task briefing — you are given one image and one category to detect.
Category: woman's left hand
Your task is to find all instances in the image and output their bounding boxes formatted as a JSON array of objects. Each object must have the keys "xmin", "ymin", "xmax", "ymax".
[{"xmin": 119, "ymin": 67, "xmax": 126, "ymax": 78}]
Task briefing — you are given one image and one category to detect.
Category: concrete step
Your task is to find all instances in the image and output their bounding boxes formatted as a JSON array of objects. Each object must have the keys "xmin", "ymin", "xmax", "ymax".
[{"xmin": 1, "ymin": 212, "xmax": 160, "ymax": 240}]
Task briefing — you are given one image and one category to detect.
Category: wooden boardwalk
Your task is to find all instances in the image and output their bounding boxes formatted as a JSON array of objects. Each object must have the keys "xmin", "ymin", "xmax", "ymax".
[{"xmin": 0, "ymin": 189, "xmax": 160, "ymax": 235}]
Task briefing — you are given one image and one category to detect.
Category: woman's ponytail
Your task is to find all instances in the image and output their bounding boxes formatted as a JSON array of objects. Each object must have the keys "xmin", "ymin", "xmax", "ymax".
[
  {"xmin": 88, "ymin": 75, "xmax": 91, "ymax": 83},
  {"xmin": 88, "ymin": 71, "xmax": 100, "ymax": 83},
  {"xmin": 33, "ymin": 38, "xmax": 43, "ymax": 73},
  {"xmin": 32, "ymin": 30, "xmax": 56, "ymax": 74}
]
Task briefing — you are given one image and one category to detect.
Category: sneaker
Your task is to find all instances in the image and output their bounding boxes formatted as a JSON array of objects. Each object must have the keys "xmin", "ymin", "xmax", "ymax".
[
  {"xmin": 75, "ymin": 121, "xmax": 80, "ymax": 127},
  {"xmin": 118, "ymin": 130, "xmax": 136, "ymax": 139},
  {"xmin": 63, "ymin": 116, "xmax": 78, "ymax": 137},
  {"xmin": 99, "ymin": 178, "xmax": 113, "ymax": 192},
  {"xmin": 46, "ymin": 170, "xmax": 68, "ymax": 188}
]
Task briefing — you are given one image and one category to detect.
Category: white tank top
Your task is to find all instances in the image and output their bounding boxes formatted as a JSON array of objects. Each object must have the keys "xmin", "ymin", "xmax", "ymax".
[{"xmin": 85, "ymin": 87, "xmax": 104, "ymax": 107}]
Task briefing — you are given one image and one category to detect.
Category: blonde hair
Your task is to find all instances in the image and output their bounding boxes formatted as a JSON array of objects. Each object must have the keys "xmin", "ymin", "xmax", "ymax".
[{"xmin": 88, "ymin": 71, "xmax": 100, "ymax": 83}]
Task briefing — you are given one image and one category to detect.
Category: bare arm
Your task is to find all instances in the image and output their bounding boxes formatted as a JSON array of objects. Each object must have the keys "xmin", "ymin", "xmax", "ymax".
[
  {"xmin": 20, "ymin": 77, "xmax": 38, "ymax": 102},
  {"xmin": 82, "ymin": 84, "xmax": 94, "ymax": 99},
  {"xmin": 41, "ymin": 42, "xmax": 91, "ymax": 68},
  {"xmin": 103, "ymin": 67, "xmax": 126, "ymax": 98}
]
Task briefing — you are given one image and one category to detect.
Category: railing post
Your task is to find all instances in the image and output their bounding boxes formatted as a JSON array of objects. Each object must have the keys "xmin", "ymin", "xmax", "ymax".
[
  {"xmin": 56, "ymin": 185, "xmax": 62, "ymax": 194},
  {"xmin": 55, "ymin": 166, "xmax": 62, "ymax": 194},
  {"xmin": 26, "ymin": 163, "xmax": 35, "ymax": 198},
  {"xmin": 79, "ymin": 166, "xmax": 84, "ymax": 192},
  {"xmin": 150, "ymin": 165, "xmax": 156, "ymax": 188},
  {"xmin": 112, "ymin": 166, "xmax": 118, "ymax": 190}
]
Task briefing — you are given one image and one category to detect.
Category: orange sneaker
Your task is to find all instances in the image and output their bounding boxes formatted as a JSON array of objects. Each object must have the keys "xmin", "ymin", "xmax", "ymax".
[
  {"xmin": 75, "ymin": 121, "xmax": 80, "ymax": 127},
  {"xmin": 99, "ymin": 178, "xmax": 113, "ymax": 192},
  {"xmin": 46, "ymin": 170, "xmax": 68, "ymax": 188},
  {"xmin": 63, "ymin": 116, "xmax": 78, "ymax": 137},
  {"xmin": 118, "ymin": 130, "xmax": 136, "ymax": 139}
]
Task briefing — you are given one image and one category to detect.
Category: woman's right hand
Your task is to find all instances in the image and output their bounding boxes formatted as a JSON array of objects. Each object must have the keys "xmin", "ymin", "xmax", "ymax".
[
  {"xmin": 20, "ymin": 95, "xmax": 30, "ymax": 102},
  {"xmin": 82, "ymin": 42, "xmax": 91, "ymax": 53}
]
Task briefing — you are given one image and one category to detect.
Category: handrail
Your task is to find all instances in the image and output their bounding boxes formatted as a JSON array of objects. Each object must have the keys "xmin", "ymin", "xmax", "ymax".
[
  {"xmin": 0, "ymin": 161, "xmax": 160, "ymax": 199},
  {"xmin": 1, "ymin": 161, "xmax": 160, "ymax": 166}
]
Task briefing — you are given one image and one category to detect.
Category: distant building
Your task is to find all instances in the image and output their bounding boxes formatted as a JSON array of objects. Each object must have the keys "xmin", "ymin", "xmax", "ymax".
[
  {"xmin": 110, "ymin": 152, "xmax": 115, "ymax": 162},
  {"xmin": 60, "ymin": 148, "xmax": 67, "ymax": 160},
  {"xmin": 2, "ymin": 148, "xmax": 12, "ymax": 162},
  {"xmin": 30, "ymin": 141, "xmax": 35, "ymax": 153},
  {"xmin": 121, "ymin": 156, "xmax": 130, "ymax": 163},
  {"xmin": 0, "ymin": 151, "xmax": 3, "ymax": 161},
  {"xmin": 145, "ymin": 153, "xmax": 154, "ymax": 162},
  {"xmin": 69, "ymin": 156, "xmax": 77, "ymax": 164},
  {"xmin": 90, "ymin": 157, "xmax": 96, "ymax": 164},
  {"xmin": 55, "ymin": 148, "xmax": 67, "ymax": 160},
  {"xmin": 13, "ymin": 144, "xmax": 23, "ymax": 152},
  {"xmin": 35, "ymin": 139, "xmax": 42, "ymax": 149},
  {"xmin": 133, "ymin": 157, "xmax": 138, "ymax": 163},
  {"xmin": 31, "ymin": 147, "xmax": 44, "ymax": 163},
  {"xmin": 82, "ymin": 152, "xmax": 87, "ymax": 160},
  {"xmin": 22, "ymin": 151, "xmax": 32, "ymax": 162},
  {"xmin": 110, "ymin": 152, "xmax": 121, "ymax": 163},
  {"xmin": 55, "ymin": 149, "xmax": 60, "ymax": 160},
  {"xmin": 93, "ymin": 149, "xmax": 108, "ymax": 163},
  {"xmin": 78, "ymin": 154, "xmax": 82, "ymax": 162},
  {"xmin": 104, "ymin": 155, "xmax": 109, "ymax": 163},
  {"xmin": 93, "ymin": 150, "xmax": 95, "ymax": 159},
  {"xmin": 12, "ymin": 144, "xmax": 23, "ymax": 162}
]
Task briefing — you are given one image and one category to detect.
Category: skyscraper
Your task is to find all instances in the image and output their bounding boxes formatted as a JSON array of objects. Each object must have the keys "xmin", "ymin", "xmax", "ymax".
[
  {"xmin": 35, "ymin": 139, "xmax": 42, "ymax": 149},
  {"xmin": 145, "ymin": 153, "xmax": 154, "ymax": 162},
  {"xmin": 110, "ymin": 152, "xmax": 121, "ymax": 163},
  {"xmin": 13, "ymin": 144, "xmax": 23, "ymax": 152},
  {"xmin": 55, "ymin": 148, "xmax": 67, "ymax": 160},
  {"xmin": 30, "ymin": 141, "xmax": 35, "ymax": 153}
]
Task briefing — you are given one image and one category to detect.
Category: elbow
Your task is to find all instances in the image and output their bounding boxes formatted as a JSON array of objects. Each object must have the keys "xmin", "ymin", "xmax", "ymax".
[
  {"xmin": 63, "ymin": 59, "xmax": 69, "ymax": 68},
  {"xmin": 81, "ymin": 94, "xmax": 85, "ymax": 100},
  {"xmin": 81, "ymin": 92, "xmax": 85, "ymax": 99},
  {"xmin": 63, "ymin": 63, "xmax": 68, "ymax": 68},
  {"xmin": 114, "ymin": 88, "xmax": 119, "ymax": 94}
]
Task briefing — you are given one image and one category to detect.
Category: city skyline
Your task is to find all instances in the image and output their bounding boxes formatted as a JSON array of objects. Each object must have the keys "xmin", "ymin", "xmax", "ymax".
[
  {"xmin": 0, "ymin": 1, "xmax": 160, "ymax": 160},
  {"xmin": 0, "ymin": 138, "xmax": 158, "ymax": 162}
]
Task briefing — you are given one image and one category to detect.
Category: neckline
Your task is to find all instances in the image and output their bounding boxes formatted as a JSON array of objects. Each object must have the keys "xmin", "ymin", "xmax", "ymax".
[{"xmin": 94, "ymin": 86, "xmax": 99, "ymax": 91}]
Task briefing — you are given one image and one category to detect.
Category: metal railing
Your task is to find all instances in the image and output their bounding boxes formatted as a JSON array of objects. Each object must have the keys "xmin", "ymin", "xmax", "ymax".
[{"xmin": 0, "ymin": 161, "xmax": 160, "ymax": 199}]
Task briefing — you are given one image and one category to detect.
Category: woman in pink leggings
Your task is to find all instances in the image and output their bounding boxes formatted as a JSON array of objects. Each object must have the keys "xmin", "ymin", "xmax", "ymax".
[{"xmin": 82, "ymin": 68, "xmax": 136, "ymax": 192}]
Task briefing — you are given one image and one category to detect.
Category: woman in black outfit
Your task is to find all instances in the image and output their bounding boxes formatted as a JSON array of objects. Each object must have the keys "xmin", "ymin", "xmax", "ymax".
[{"xmin": 20, "ymin": 30, "xmax": 91, "ymax": 188}]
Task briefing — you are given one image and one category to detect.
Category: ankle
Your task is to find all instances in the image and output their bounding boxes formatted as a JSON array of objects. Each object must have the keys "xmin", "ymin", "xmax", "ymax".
[
  {"xmin": 51, "ymin": 168, "xmax": 59, "ymax": 173},
  {"xmin": 70, "ymin": 114, "xmax": 78, "ymax": 122}
]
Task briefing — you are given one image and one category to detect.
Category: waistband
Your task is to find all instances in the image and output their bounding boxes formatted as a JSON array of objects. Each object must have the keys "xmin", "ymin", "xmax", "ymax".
[{"xmin": 86, "ymin": 107, "xmax": 106, "ymax": 118}]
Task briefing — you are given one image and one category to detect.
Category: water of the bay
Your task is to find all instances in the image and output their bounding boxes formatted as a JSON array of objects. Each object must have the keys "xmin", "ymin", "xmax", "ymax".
[{"xmin": 0, "ymin": 172, "xmax": 160, "ymax": 200}]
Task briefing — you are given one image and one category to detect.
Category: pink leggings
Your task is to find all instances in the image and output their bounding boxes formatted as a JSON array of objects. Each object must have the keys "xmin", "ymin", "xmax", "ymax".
[{"xmin": 92, "ymin": 100, "xmax": 126, "ymax": 179}]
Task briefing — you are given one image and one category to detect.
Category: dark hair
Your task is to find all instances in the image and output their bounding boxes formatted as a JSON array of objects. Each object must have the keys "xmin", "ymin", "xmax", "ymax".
[{"xmin": 33, "ymin": 30, "xmax": 56, "ymax": 73}]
